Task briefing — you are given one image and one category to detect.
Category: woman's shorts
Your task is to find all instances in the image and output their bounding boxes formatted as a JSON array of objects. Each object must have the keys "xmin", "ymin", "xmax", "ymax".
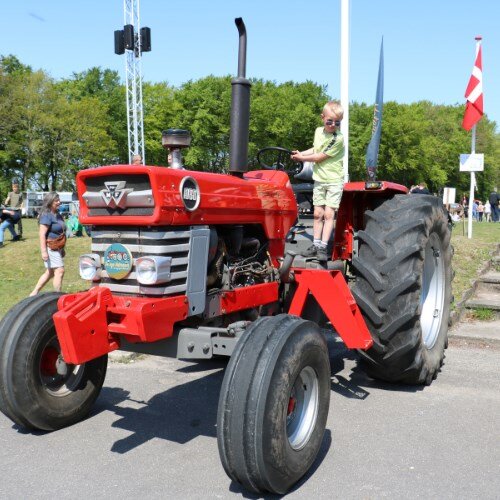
[
  {"xmin": 312, "ymin": 181, "xmax": 343, "ymax": 208},
  {"xmin": 44, "ymin": 248, "xmax": 64, "ymax": 269}
]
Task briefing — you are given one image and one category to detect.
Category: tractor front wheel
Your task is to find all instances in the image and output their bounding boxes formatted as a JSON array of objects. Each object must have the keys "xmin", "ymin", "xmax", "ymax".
[
  {"xmin": 0, "ymin": 294, "xmax": 108, "ymax": 431},
  {"xmin": 217, "ymin": 314, "xmax": 330, "ymax": 495}
]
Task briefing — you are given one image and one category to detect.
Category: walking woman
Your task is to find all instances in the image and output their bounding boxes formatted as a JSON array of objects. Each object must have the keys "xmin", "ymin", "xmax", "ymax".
[{"xmin": 30, "ymin": 192, "xmax": 66, "ymax": 296}]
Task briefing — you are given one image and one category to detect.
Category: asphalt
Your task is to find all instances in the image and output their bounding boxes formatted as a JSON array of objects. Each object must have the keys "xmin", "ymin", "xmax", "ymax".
[
  {"xmin": 2, "ymin": 246, "xmax": 499, "ymax": 498},
  {"xmin": 1, "ymin": 337, "xmax": 499, "ymax": 499}
]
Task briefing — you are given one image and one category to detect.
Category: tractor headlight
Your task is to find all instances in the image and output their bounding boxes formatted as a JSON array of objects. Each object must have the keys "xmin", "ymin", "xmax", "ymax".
[
  {"xmin": 79, "ymin": 254, "xmax": 101, "ymax": 281},
  {"xmin": 136, "ymin": 256, "xmax": 172, "ymax": 285}
]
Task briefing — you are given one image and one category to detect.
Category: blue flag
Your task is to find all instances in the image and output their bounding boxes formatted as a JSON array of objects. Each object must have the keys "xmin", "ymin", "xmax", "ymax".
[{"xmin": 366, "ymin": 38, "xmax": 384, "ymax": 180}]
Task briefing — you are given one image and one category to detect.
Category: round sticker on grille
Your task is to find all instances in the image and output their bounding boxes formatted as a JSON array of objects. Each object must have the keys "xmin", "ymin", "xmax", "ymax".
[
  {"xmin": 104, "ymin": 243, "xmax": 133, "ymax": 280},
  {"xmin": 180, "ymin": 176, "xmax": 200, "ymax": 211}
]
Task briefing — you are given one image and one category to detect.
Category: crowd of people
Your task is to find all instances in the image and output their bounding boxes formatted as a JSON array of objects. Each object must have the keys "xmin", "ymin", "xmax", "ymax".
[{"xmin": 458, "ymin": 189, "xmax": 500, "ymax": 223}]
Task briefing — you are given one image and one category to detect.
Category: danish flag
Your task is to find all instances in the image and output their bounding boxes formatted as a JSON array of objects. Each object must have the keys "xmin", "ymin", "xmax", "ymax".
[{"xmin": 462, "ymin": 39, "xmax": 483, "ymax": 131}]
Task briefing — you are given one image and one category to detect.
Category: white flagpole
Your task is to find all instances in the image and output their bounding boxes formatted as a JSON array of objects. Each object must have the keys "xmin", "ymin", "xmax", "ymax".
[
  {"xmin": 467, "ymin": 125, "xmax": 475, "ymax": 239},
  {"xmin": 340, "ymin": 0, "xmax": 349, "ymax": 183},
  {"xmin": 467, "ymin": 36, "xmax": 482, "ymax": 239}
]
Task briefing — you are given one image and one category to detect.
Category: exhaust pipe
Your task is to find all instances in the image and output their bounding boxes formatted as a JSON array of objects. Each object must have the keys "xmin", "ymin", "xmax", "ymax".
[{"xmin": 229, "ymin": 17, "xmax": 251, "ymax": 176}]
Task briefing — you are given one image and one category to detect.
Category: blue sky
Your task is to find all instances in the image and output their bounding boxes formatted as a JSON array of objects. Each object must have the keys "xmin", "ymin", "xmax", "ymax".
[{"xmin": 2, "ymin": 0, "xmax": 499, "ymax": 129}]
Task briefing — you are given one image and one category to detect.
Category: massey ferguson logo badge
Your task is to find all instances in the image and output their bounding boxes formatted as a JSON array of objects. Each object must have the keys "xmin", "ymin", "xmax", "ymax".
[
  {"xmin": 180, "ymin": 177, "xmax": 200, "ymax": 211},
  {"xmin": 100, "ymin": 181, "xmax": 133, "ymax": 209}
]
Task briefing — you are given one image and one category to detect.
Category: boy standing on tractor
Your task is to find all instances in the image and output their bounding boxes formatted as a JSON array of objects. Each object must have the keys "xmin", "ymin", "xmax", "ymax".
[{"xmin": 291, "ymin": 101, "xmax": 345, "ymax": 261}]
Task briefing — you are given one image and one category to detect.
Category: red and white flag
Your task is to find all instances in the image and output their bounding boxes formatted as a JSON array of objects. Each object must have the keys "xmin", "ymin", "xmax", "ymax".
[{"xmin": 462, "ymin": 41, "xmax": 483, "ymax": 131}]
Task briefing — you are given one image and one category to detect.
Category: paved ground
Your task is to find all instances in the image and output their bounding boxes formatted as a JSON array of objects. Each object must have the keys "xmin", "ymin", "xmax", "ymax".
[{"xmin": 1, "ymin": 336, "xmax": 499, "ymax": 499}]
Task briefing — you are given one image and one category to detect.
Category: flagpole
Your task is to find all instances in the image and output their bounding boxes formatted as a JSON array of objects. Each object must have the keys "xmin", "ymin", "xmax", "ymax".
[
  {"xmin": 467, "ymin": 125, "xmax": 475, "ymax": 238},
  {"xmin": 340, "ymin": 0, "xmax": 349, "ymax": 183},
  {"xmin": 467, "ymin": 35, "xmax": 482, "ymax": 239}
]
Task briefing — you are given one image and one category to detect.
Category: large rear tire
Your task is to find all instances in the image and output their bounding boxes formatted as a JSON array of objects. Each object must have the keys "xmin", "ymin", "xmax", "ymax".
[
  {"xmin": 0, "ymin": 293, "xmax": 108, "ymax": 431},
  {"xmin": 351, "ymin": 194, "xmax": 452, "ymax": 385},
  {"xmin": 217, "ymin": 314, "xmax": 330, "ymax": 495}
]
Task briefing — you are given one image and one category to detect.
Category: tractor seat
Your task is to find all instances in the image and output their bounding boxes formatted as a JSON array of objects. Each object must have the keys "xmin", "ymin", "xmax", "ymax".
[
  {"xmin": 292, "ymin": 184, "xmax": 314, "ymax": 215},
  {"xmin": 294, "ymin": 161, "xmax": 314, "ymax": 182}
]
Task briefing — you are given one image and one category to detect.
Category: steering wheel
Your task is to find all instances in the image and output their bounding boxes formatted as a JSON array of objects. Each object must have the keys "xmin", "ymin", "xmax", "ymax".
[{"xmin": 256, "ymin": 147, "xmax": 303, "ymax": 176}]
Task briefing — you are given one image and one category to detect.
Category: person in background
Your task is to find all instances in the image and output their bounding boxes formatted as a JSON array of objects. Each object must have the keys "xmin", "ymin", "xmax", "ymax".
[
  {"xmin": 477, "ymin": 201, "xmax": 484, "ymax": 222},
  {"xmin": 489, "ymin": 188, "xmax": 500, "ymax": 222},
  {"xmin": 291, "ymin": 100, "xmax": 345, "ymax": 261},
  {"xmin": 0, "ymin": 179, "xmax": 23, "ymax": 247},
  {"xmin": 30, "ymin": 192, "xmax": 66, "ymax": 295},
  {"xmin": 132, "ymin": 154, "xmax": 143, "ymax": 165},
  {"xmin": 484, "ymin": 200, "xmax": 491, "ymax": 223},
  {"xmin": 410, "ymin": 182, "xmax": 431, "ymax": 195},
  {"xmin": 4, "ymin": 178, "xmax": 23, "ymax": 237},
  {"xmin": 461, "ymin": 195, "xmax": 468, "ymax": 216},
  {"xmin": 0, "ymin": 207, "xmax": 20, "ymax": 247},
  {"xmin": 472, "ymin": 199, "xmax": 478, "ymax": 221}
]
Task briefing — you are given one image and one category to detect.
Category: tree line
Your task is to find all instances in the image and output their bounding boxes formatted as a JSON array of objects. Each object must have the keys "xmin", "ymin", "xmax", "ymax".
[{"xmin": 1, "ymin": 55, "xmax": 498, "ymax": 202}]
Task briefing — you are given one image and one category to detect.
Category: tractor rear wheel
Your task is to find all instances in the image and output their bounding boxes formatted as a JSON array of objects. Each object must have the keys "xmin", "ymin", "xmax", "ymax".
[
  {"xmin": 351, "ymin": 194, "xmax": 452, "ymax": 385},
  {"xmin": 217, "ymin": 314, "xmax": 330, "ymax": 495},
  {"xmin": 0, "ymin": 293, "xmax": 108, "ymax": 431}
]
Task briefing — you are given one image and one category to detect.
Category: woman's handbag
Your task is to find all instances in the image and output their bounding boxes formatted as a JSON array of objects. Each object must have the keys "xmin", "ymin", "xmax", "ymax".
[{"xmin": 46, "ymin": 233, "xmax": 66, "ymax": 251}]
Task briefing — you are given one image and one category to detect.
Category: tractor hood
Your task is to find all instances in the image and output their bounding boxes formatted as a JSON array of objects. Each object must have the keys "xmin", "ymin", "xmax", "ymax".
[{"xmin": 77, "ymin": 165, "xmax": 298, "ymax": 241}]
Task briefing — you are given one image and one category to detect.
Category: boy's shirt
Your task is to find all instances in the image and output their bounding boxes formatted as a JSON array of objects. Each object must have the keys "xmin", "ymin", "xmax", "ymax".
[{"xmin": 312, "ymin": 127, "xmax": 345, "ymax": 184}]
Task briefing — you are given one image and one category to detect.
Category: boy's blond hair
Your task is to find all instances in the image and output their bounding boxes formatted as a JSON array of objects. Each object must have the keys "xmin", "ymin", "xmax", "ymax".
[{"xmin": 323, "ymin": 101, "xmax": 344, "ymax": 120}]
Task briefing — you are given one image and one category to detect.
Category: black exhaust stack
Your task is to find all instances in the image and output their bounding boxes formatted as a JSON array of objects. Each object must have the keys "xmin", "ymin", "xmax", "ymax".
[{"xmin": 229, "ymin": 18, "xmax": 251, "ymax": 176}]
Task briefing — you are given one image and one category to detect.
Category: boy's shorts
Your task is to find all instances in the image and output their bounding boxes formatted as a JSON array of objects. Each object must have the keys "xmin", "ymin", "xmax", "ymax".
[{"xmin": 312, "ymin": 181, "xmax": 343, "ymax": 209}]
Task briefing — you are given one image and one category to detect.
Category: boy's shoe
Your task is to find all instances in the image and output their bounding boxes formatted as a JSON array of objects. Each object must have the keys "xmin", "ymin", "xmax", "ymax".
[
  {"xmin": 316, "ymin": 246, "xmax": 328, "ymax": 261},
  {"xmin": 12, "ymin": 235, "xmax": 21, "ymax": 241},
  {"xmin": 302, "ymin": 244, "xmax": 318, "ymax": 257}
]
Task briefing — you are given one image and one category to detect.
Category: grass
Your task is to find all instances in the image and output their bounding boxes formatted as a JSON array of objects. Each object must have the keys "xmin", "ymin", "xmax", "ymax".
[
  {"xmin": 464, "ymin": 308, "xmax": 497, "ymax": 322},
  {"xmin": 0, "ymin": 218, "xmax": 91, "ymax": 316},
  {"xmin": 449, "ymin": 220, "xmax": 500, "ymax": 307},
  {"xmin": 0, "ymin": 218, "xmax": 498, "ymax": 318}
]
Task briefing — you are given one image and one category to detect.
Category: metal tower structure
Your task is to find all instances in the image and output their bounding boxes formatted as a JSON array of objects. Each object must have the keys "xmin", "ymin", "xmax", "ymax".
[
  {"xmin": 124, "ymin": 0, "xmax": 144, "ymax": 164},
  {"xmin": 115, "ymin": 0, "xmax": 151, "ymax": 164}
]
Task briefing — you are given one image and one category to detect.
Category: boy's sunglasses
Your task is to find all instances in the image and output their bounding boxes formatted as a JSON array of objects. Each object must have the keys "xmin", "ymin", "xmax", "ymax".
[{"xmin": 325, "ymin": 119, "xmax": 340, "ymax": 126}]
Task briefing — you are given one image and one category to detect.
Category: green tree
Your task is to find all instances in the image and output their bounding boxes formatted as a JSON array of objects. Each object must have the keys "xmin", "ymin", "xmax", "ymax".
[
  {"xmin": 349, "ymin": 100, "xmax": 500, "ymax": 196},
  {"xmin": 57, "ymin": 67, "xmax": 127, "ymax": 163},
  {"xmin": 1, "ymin": 54, "xmax": 498, "ymax": 200},
  {"xmin": 0, "ymin": 70, "xmax": 50, "ymax": 190},
  {"xmin": 250, "ymin": 80, "xmax": 329, "ymax": 166},
  {"xmin": 0, "ymin": 55, "xmax": 32, "ymax": 76},
  {"xmin": 37, "ymin": 90, "xmax": 117, "ymax": 190},
  {"xmin": 143, "ymin": 81, "xmax": 179, "ymax": 166},
  {"xmin": 0, "ymin": 63, "xmax": 117, "ymax": 191},
  {"xmin": 173, "ymin": 76, "xmax": 232, "ymax": 171}
]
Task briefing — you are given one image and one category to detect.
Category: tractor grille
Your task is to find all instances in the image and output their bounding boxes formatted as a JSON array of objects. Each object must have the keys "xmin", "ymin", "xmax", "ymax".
[
  {"xmin": 83, "ymin": 174, "xmax": 154, "ymax": 216},
  {"xmin": 92, "ymin": 226, "xmax": 191, "ymax": 296}
]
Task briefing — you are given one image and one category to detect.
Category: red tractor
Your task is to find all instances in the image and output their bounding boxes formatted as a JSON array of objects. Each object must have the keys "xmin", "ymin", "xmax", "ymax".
[{"xmin": 0, "ymin": 19, "xmax": 452, "ymax": 495}]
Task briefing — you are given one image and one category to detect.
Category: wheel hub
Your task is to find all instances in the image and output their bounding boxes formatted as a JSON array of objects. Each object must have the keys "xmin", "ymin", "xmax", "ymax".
[
  {"xmin": 286, "ymin": 366, "xmax": 319, "ymax": 451},
  {"xmin": 38, "ymin": 336, "xmax": 83, "ymax": 396},
  {"xmin": 40, "ymin": 347, "xmax": 59, "ymax": 377},
  {"xmin": 420, "ymin": 234, "xmax": 446, "ymax": 349}
]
